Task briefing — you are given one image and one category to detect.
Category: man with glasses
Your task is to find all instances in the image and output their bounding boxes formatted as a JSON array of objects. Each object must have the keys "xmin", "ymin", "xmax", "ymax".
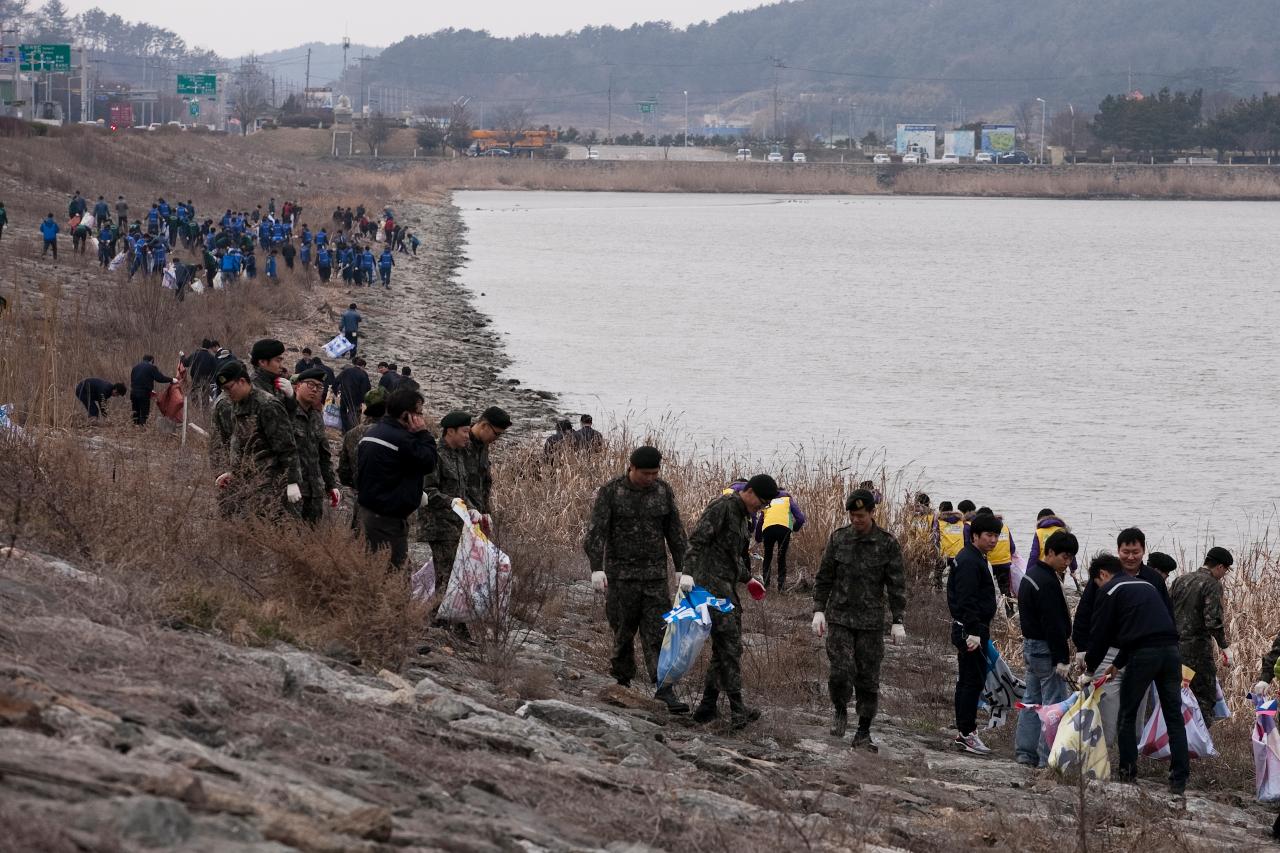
[
  {"xmin": 466, "ymin": 406, "xmax": 512, "ymax": 534},
  {"xmin": 291, "ymin": 368, "xmax": 339, "ymax": 525}
]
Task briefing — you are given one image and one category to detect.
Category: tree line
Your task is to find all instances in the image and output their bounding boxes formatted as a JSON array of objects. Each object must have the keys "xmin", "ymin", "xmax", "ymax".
[{"xmin": 1083, "ymin": 88, "xmax": 1280, "ymax": 159}]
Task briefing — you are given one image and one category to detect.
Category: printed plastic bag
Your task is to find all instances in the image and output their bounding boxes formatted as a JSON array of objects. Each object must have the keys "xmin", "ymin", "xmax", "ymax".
[
  {"xmin": 321, "ymin": 333, "xmax": 354, "ymax": 360},
  {"xmin": 437, "ymin": 499, "xmax": 511, "ymax": 623},
  {"xmin": 1140, "ymin": 684, "xmax": 1217, "ymax": 759},
  {"xmin": 1253, "ymin": 696, "xmax": 1280, "ymax": 803},
  {"xmin": 108, "ymin": 251, "xmax": 128, "ymax": 271},
  {"xmin": 656, "ymin": 587, "xmax": 735, "ymax": 689},
  {"xmin": 162, "ymin": 263, "xmax": 177, "ymax": 290},
  {"xmin": 981, "ymin": 640, "xmax": 1025, "ymax": 728},
  {"xmin": 1010, "ymin": 553, "xmax": 1027, "ymax": 596},
  {"xmin": 1048, "ymin": 682, "xmax": 1111, "ymax": 780},
  {"xmin": 322, "ymin": 401, "xmax": 342, "ymax": 430},
  {"xmin": 1212, "ymin": 679, "xmax": 1232, "ymax": 721},
  {"xmin": 1016, "ymin": 691, "xmax": 1079, "ymax": 751},
  {"xmin": 410, "ymin": 554, "xmax": 436, "ymax": 603}
]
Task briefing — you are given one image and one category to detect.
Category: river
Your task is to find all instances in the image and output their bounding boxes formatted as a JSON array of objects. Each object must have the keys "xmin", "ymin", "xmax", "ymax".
[{"xmin": 456, "ymin": 190, "xmax": 1280, "ymax": 554}]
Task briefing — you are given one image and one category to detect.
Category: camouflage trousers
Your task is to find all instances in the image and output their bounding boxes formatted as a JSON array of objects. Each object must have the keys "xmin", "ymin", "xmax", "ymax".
[
  {"xmin": 826, "ymin": 624, "xmax": 886, "ymax": 723},
  {"xmin": 1179, "ymin": 638, "xmax": 1218, "ymax": 727},
  {"xmin": 605, "ymin": 578, "xmax": 670, "ymax": 686},
  {"xmin": 703, "ymin": 604, "xmax": 743, "ymax": 697},
  {"xmin": 299, "ymin": 495, "xmax": 324, "ymax": 525},
  {"xmin": 428, "ymin": 531, "xmax": 461, "ymax": 597}
]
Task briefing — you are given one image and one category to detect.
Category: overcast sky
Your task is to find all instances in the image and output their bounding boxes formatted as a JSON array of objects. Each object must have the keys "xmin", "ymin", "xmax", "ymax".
[{"xmin": 61, "ymin": 1, "xmax": 761, "ymax": 55}]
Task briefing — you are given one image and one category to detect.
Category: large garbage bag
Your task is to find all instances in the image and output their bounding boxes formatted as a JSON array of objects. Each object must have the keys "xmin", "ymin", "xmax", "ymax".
[
  {"xmin": 1253, "ymin": 696, "xmax": 1280, "ymax": 803},
  {"xmin": 1048, "ymin": 682, "xmax": 1110, "ymax": 780},
  {"xmin": 1010, "ymin": 554, "xmax": 1027, "ymax": 596},
  {"xmin": 410, "ymin": 553, "xmax": 436, "ymax": 603},
  {"xmin": 1139, "ymin": 684, "xmax": 1218, "ymax": 759},
  {"xmin": 656, "ymin": 587, "xmax": 734, "ymax": 689},
  {"xmin": 108, "ymin": 251, "xmax": 128, "ymax": 271},
  {"xmin": 1016, "ymin": 691, "xmax": 1079, "ymax": 751},
  {"xmin": 437, "ymin": 499, "xmax": 511, "ymax": 624},
  {"xmin": 981, "ymin": 640, "xmax": 1025, "ymax": 728},
  {"xmin": 322, "ymin": 333, "xmax": 354, "ymax": 359}
]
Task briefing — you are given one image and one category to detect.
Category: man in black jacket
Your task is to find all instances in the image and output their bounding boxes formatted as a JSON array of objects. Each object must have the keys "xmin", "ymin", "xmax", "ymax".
[
  {"xmin": 1083, "ymin": 553, "xmax": 1189, "ymax": 794},
  {"xmin": 75, "ymin": 378, "xmax": 126, "ymax": 419},
  {"xmin": 948, "ymin": 510, "xmax": 1001, "ymax": 754},
  {"xmin": 336, "ymin": 358, "xmax": 371, "ymax": 432},
  {"xmin": 356, "ymin": 386, "xmax": 438, "ymax": 569},
  {"xmin": 1014, "ymin": 530, "xmax": 1077, "ymax": 767},
  {"xmin": 185, "ymin": 340, "xmax": 220, "ymax": 405},
  {"xmin": 129, "ymin": 355, "xmax": 175, "ymax": 426}
]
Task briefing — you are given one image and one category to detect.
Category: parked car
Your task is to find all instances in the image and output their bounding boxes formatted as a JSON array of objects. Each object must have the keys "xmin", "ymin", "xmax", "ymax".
[
  {"xmin": 791, "ymin": 152, "xmax": 807, "ymax": 163},
  {"xmin": 872, "ymin": 153, "xmax": 892, "ymax": 164},
  {"xmin": 586, "ymin": 148, "xmax": 599, "ymax": 160},
  {"xmin": 766, "ymin": 151, "xmax": 784, "ymax": 162},
  {"xmin": 932, "ymin": 153, "xmax": 960, "ymax": 165},
  {"xmin": 736, "ymin": 148, "xmax": 752, "ymax": 161},
  {"xmin": 997, "ymin": 150, "xmax": 1033, "ymax": 164},
  {"xmin": 974, "ymin": 152, "xmax": 995, "ymax": 163},
  {"xmin": 901, "ymin": 152, "xmax": 921, "ymax": 164}
]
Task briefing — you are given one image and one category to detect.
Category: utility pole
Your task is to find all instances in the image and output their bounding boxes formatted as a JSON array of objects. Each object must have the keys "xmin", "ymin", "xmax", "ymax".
[
  {"xmin": 304, "ymin": 47, "xmax": 311, "ymax": 96},
  {"xmin": 606, "ymin": 62, "xmax": 613, "ymax": 143},
  {"xmin": 358, "ymin": 54, "xmax": 367, "ymax": 115},
  {"xmin": 341, "ymin": 36, "xmax": 350, "ymax": 100},
  {"xmin": 771, "ymin": 56, "xmax": 783, "ymax": 141}
]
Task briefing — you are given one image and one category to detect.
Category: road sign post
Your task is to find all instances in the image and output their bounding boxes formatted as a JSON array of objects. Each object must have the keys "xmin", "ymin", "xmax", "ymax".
[
  {"xmin": 176, "ymin": 73, "xmax": 216, "ymax": 96},
  {"xmin": 19, "ymin": 44, "xmax": 71, "ymax": 72}
]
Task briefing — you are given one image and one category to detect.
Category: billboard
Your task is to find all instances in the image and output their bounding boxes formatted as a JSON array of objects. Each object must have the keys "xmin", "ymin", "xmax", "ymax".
[
  {"xmin": 981, "ymin": 124, "xmax": 1018, "ymax": 154},
  {"xmin": 895, "ymin": 124, "xmax": 936, "ymax": 156},
  {"xmin": 945, "ymin": 130, "xmax": 975, "ymax": 158},
  {"xmin": 304, "ymin": 87, "xmax": 334, "ymax": 109}
]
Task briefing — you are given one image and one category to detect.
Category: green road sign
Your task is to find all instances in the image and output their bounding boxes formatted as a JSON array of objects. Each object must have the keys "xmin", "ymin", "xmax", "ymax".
[
  {"xmin": 19, "ymin": 44, "xmax": 71, "ymax": 73},
  {"xmin": 189, "ymin": 101, "xmax": 200, "ymax": 117},
  {"xmin": 177, "ymin": 74, "xmax": 217, "ymax": 96},
  {"xmin": 638, "ymin": 103, "xmax": 653, "ymax": 114}
]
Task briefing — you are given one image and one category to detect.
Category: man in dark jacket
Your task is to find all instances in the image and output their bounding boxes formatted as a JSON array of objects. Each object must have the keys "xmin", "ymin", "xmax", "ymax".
[
  {"xmin": 185, "ymin": 340, "xmax": 220, "ymax": 403},
  {"xmin": 1083, "ymin": 553, "xmax": 1189, "ymax": 794},
  {"xmin": 75, "ymin": 378, "xmax": 126, "ymax": 419},
  {"xmin": 356, "ymin": 386, "xmax": 438, "ymax": 569},
  {"xmin": 1014, "ymin": 530, "xmax": 1078, "ymax": 767},
  {"xmin": 948, "ymin": 510, "xmax": 1001, "ymax": 754},
  {"xmin": 335, "ymin": 358, "xmax": 371, "ymax": 432},
  {"xmin": 129, "ymin": 355, "xmax": 174, "ymax": 426},
  {"xmin": 1170, "ymin": 546, "xmax": 1233, "ymax": 726}
]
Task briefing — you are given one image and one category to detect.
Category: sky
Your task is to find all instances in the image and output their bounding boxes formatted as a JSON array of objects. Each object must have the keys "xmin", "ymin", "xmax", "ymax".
[{"xmin": 60, "ymin": 1, "xmax": 763, "ymax": 55}]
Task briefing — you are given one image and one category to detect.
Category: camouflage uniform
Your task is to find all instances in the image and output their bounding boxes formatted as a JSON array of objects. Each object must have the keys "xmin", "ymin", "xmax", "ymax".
[
  {"xmin": 209, "ymin": 392, "xmax": 236, "ymax": 517},
  {"xmin": 685, "ymin": 493, "xmax": 752, "ymax": 698},
  {"xmin": 1261, "ymin": 630, "xmax": 1280, "ymax": 686},
  {"xmin": 253, "ymin": 367, "xmax": 297, "ymax": 415},
  {"xmin": 1170, "ymin": 566, "xmax": 1228, "ymax": 725},
  {"xmin": 228, "ymin": 387, "xmax": 301, "ymax": 519},
  {"xmin": 466, "ymin": 434, "xmax": 494, "ymax": 514},
  {"xmin": 416, "ymin": 444, "xmax": 481, "ymax": 590},
  {"xmin": 813, "ymin": 523, "xmax": 907, "ymax": 723},
  {"xmin": 291, "ymin": 405, "xmax": 336, "ymax": 524},
  {"xmin": 337, "ymin": 417, "xmax": 376, "ymax": 530},
  {"xmin": 584, "ymin": 474, "xmax": 687, "ymax": 685}
]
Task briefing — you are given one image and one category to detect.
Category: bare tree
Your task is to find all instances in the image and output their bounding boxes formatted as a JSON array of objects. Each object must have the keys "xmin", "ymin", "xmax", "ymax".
[
  {"xmin": 361, "ymin": 111, "xmax": 392, "ymax": 157},
  {"xmin": 489, "ymin": 104, "xmax": 531, "ymax": 142},
  {"xmin": 231, "ymin": 58, "xmax": 270, "ymax": 135},
  {"xmin": 1014, "ymin": 100, "xmax": 1037, "ymax": 149}
]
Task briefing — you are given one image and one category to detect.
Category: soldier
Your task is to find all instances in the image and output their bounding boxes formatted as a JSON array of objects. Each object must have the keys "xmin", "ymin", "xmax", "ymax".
[
  {"xmin": 209, "ymin": 378, "xmax": 236, "ymax": 517},
  {"xmin": 418, "ymin": 411, "xmax": 481, "ymax": 591},
  {"xmin": 212, "ymin": 361, "xmax": 303, "ymax": 519},
  {"xmin": 290, "ymin": 368, "xmax": 339, "ymax": 524},
  {"xmin": 584, "ymin": 446, "xmax": 689, "ymax": 714},
  {"xmin": 248, "ymin": 338, "xmax": 297, "ymax": 413},
  {"xmin": 811, "ymin": 489, "xmax": 907, "ymax": 750},
  {"xmin": 337, "ymin": 387, "xmax": 386, "ymax": 530},
  {"xmin": 466, "ymin": 406, "xmax": 512, "ymax": 526},
  {"xmin": 1169, "ymin": 546, "xmax": 1234, "ymax": 725},
  {"xmin": 684, "ymin": 473, "xmax": 779, "ymax": 729}
]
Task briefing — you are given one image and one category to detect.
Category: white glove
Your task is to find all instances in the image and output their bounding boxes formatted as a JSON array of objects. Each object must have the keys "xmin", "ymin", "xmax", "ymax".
[
  {"xmin": 1054, "ymin": 663, "xmax": 1071, "ymax": 679},
  {"xmin": 1074, "ymin": 651, "xmax": 1088, "ymax": 667},
  {"xmin": 1253, "ymin": 681, "xmax": 1272, "ymax": 697},
  {"xmin": 329, "ymin": 488, "xmax": 340, "ymax": 508},
  {"xmin": 285, "ymin": 483, "xmax": 302, "ymax": 503},
  {"xmin": 890, "ymin": 623, "xmax": 906, "ymax": 644},
  {"xmin": 274, "ymin": 377, "xmax": 294, "ymax": 398},
  {"xmin": 591, "ymin": 571, "xmax": 607, "ymax": 593},
  {"xmin": 965, "ymin": 634, "xmax": 980, "ymax": 652},
  {"xmin": 811, "ymin": 612, "xmax": 827, "ymax": 638},
  {"xmin": 678, "ymin": 574, "xmax": 694, "ymax": 593},
  {"xmin": 1221, "ymin": 647, "xmax": 1233, "ymax": 667},
  {"xmin": 419, "ymin": 491, "xmax": 430, "ymax": 508},
  {"xmin": 468, "ymin": 508, "xmax": 483, "ymax": 524}
]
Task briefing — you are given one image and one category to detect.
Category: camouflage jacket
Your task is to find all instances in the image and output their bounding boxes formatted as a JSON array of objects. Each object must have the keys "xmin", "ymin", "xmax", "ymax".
[
  {"xmin": 229, "ymin": 387, "xmax": 301, "ymax": 489},
  {"xmin": 291, "ymin": 406, "xmax": 336, "ymax": 498},
  {"xmin": 253, "ymin": 367, "xmax": 297, "ymax": 415},
  {"xmin": 209, "ymin": 392, "xmax": 234, "ymax": 470},
  {"xmin": 466, "ymin": 434, "xmax": 493, "ymax": 514},
  {"xmin": 1170, "ymin": 567, "xmax": 1227, "ymax": 648},
  {"xmin": 584, "ymin": 475, "xmax": 687, "ymax": 581},
  {"xmin": 1262, "ymin": 630, "xmax": 1280, "ymax": 684},
  {"xmin": 684, "ymin": 493, "xmax": 750, "ymax": 597},
  {"xmin": 337, "ymin": 419, "xmax": 376, "ymax": 488},
  {"xmin": 417, "ymin": 443, "xmax": 474, "ymax": 541},
  {"xmin": 813, "ymin": 523, "xmax": 907, "ymax": 630}
]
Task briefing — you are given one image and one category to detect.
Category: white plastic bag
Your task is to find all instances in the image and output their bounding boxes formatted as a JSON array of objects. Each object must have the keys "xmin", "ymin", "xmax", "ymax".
[
  {"xmin": 108, "ymin": 251, "xmax": 128, "ymax": 271},
  {"xmin": 436, "ymin": 499, "xmax": 511, "ymax": 623},
  {"xmin": 162, "ymin": 263, "xmax": 177, "ymax": 290},
  {"xmin": 1140, "ymin": 684, "xmax": 1217, "ymax": 759},
  {"xmin": 322, "ymin": 402, "xmax": 341, "ymax": 430},
  {"xmin": 410, "ymin": 554, "xmax": 436, "ymax": 602},
  {"xmin": 1254, "ymin": 696, "xmax": 1280, "ymax": 803},
  {"xmin": 1010, "ymin": 553, "xmax": 1026, "ymax": 596},
  {"xmin": 87, "ymin": 235, "xmax": 99, "ymax": 253},
  {"xmin": 189, "ymin": 278, "xmax": 205, "ymax": 295},
  {"xmin": 212, "ymin": 271, "xmax": 225, "ymax": 290},
  {"xmin": 321, "ymin": 333, "xmax": 354, "ymax": 360}
]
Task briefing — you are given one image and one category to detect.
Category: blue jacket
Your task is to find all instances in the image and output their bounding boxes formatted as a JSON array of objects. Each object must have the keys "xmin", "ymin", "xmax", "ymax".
[
  {"xmin": 147, "ymin": 208, "xmax": 160, "ymax": 225},
  {"xmin": 129, "ymin": 360, "xmax": 172, "ymax": 397},
  {"xmin": 266, "ymin": 257, "xmax": 277, "ymax": 278},
  {"xmin": 93, "ymin": 200, "xmax": 110, "ymax": 220},
  {"xmin": 316, "ymin": 247, "xmax": 330, "ymax": 267},
  {"xmin": 360, "ymin": 250, "xmax": 374, "ymax": 270},
  {"xmin": 340, "ymin": 309, "xmax": 361, "ymax": 333},
  {"xmin": 315, "ymin": 230, "xmax": 328, "ymax": 247},
  {"xmin": 157, "ymin": 202, "xmax": 171, "ymax": 218},
  {"xmin": 39, "ymin": 218, "xmax": 59, "ymax": 240},
  {"xmin": 378, "ymin": 250, "xmax": 394, "ymax": 269},
  {"xmin": 301, "ymin": 228, "xmax": 311, "ymax": 245}
]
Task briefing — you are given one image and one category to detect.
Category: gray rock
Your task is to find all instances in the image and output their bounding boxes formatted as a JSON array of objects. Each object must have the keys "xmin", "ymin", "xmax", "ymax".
[
  {"xmin": 71, "ymin": 795, "xmax": 193, "ymax": 848},
  {"xmin": 674, "ymin": 788, "xmax": 767, "ymax": 824},
  {"xmin": 516, "ymin": 699, "xmax": 636, "ymax": 732}
]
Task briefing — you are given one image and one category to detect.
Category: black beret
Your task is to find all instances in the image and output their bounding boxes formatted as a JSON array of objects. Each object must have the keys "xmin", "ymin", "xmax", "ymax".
[
  {"xmin": 1147, "ymin": 552, "xmax": 1177, "ymax": 575},
  {"xmin": 481, "ymin": 406, "xmax": 512, "ymax": 429},
  {"xmin": 440, "ymin": 410, "xmax": 473, "ymax": 430},
  {"xmin": 214, "ymin": 360, "xmax": 249, "ymax": 388},
  {"xmin": 249, "ymin": 338, "xmax": 285, "ymax": 363},
  {"xmin": 629, "ymin": 446, "xmax": 662, "ymax": 469},
  {"xmin": 294, "ymin": 367, "xmax": 327, "ymax": 384},
  {"xmin": 746, "ymin": 474, "xmax": 779, "ymax": 503},
  {"xmin": 1205, "ymin": 546, "xmax": 1234, "ymax": 568},
  {"xmin": 846, "ymin": 489, "xmax": 877, "ymax": 512}
]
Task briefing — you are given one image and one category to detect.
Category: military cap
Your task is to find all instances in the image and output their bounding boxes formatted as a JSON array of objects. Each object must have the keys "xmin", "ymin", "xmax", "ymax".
[
  {"xmin": 440, "ymin": 410, "xmax": 473, "ymax": 430},
  {"xmin": 364, "ymin": 386, "xmax": 386, "ymax": 407},
  {"xmin": 215, "ymin": 360, "xmax": 249, "ymax": 388},
  {"xmin": 481, "ymin": 406, "xmax": 512, "ymax": 429},
  {"xmin": 294, "ymin": 367, "xmax": 327, "ymax": 384},
  {"xmin": 249, "ymin": 338, "xmax": 285, "ymax": 363},
  {"xmin": 846, "ymin": 488, "xmax": 877, "ymax": 512},
  {"xmin": 1148, "ymin": 552, "xmax": 1177, "ymax": 575},
  {"xmin": 629, "ymin": 445, "xmax": 662, "ymax": 469},
  {"xmin": 1205, "ymin": 546, "xmax": 1234, "ymax": 568}
]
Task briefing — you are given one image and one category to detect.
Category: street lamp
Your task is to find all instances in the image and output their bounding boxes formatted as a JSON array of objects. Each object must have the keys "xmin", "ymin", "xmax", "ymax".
[
  {"xmin": 1036, "ymin": 97, "xmax": 1046, "ymax": 164},
  {"xmin": 1068, "ymin": 103, "xmax": 1075, "ymax": 164},
  {"xmin": 683, "ymin": 90, "xmax": 689, "ymax": 147}
]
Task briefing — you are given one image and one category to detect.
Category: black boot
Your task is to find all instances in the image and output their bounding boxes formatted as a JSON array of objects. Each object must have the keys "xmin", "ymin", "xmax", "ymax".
[
  {"xmin": 692, "ymin": 688, "xmax": 719, "ymax": 723},
  {"xmin": 655, "ymin": 685, "xmax": 690, "ymax": 714},
  {"xmin": 851, "ymin": 718, "xmax": 878, "ymax": 752},
  {"xmin": 728, "ymin": 693, "xmax": 761, "ymax": 730},
  {"xmin": 830, "ymin": 706, "xmax": 848, "ymax": 737}
]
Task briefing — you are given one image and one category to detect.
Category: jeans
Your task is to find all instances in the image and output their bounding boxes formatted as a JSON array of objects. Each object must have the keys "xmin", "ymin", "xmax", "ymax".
[
  {"xmin": 953, "ymin": 628, "xmax": 988, "ymax": 735},
  {"xmin": 1118, "ymin": 645, "xmax": 1189, "ymax": 786},
  {"xmin": 1014, "ymin": 639, "xmax": 1068, "ymax": 766}
]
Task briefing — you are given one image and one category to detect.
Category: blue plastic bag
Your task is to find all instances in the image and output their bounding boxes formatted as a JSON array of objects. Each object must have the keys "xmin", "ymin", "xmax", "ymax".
[{"xmin": 656, "ymin": 587, "xmax": 734, "ymax": 689}]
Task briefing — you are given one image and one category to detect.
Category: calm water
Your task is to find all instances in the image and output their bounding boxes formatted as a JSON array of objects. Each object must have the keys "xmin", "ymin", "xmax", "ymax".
[{"xmin": 457, "ymin": 190, "xmax": 1280, "ymax": 553}]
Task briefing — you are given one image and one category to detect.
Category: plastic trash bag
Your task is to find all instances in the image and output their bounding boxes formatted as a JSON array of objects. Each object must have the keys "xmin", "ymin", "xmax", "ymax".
[
  {"xmin": 1253, "ymin": 696, "xmax": 1280, "ymax": 803},
  {"xmin": 1010, "ymin": 553, "xmax": 1027, "ymax": 597},
  {"xmin": 1048, "ymin": 682, "xmax": 1111, "ymax": 780},
  {"xmin": 108, "ymin": 251, "xmax": 128, "ymax": 271},
  {"xmin": 162, "ymin": 263, "xmax": 177, "ymax": 290},
  {"xmin": 437, "ymin": 499, "xmax": 511, "ymax": 623},
  {"xmin": 1140, "ymin": 684, "xmax": 1217, "ymax": 759},
  {"xmin": 212, "ymin": 271, "xmax": 225, "ymax": 290},
  {"xmin": 656, "ymin": 587, "xmax": 734, "ymax": 689},
  {"xmin": 410, "ymin": 554, "xmax": 436, "ymax": 603},
  {"xmin": 322, "ymin": 401, "xmax": 342, "ymax": 430},
  {"xmin": 981, "ymin": 640, "xmax": 1025, "ymax": 728},
  {"xmin": 1212, "ymin": 679, "xmax": 1232, "ymax": 721},
  {"xmin": 1016, "ymin": 691, "xmax": 1079, "ymax": 751},
  {"xmin": 87, "ymin": 235, "xmax": 99, "ymax": 253},
  {"xmin": 321, "ymin": 333, "xmax": 354, "ymax": 360},
  {"xmin": 189, "ymin": 278, "xmax": 205, "ymax": 295}
]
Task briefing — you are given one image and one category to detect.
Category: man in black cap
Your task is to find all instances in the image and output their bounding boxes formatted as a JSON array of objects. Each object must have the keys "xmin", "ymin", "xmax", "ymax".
[
  {"xmin": 290, "ymin": 368, "xmax": 338, "ymax": 524},
  {"xmin": 584, "ymin": 445, "xmax": 689, "ymax": 713},
  {"xmin": 685, "ymin": 473, "xmax": 779, "ymax": 729},
  {"xmin": 249, "ymin": 338, "xmax": 296, "ymax": 413},
  {"xmin": 467, "ymin": 406, "xmax": 511, "ymax": 528},
  {"xmin": 418, "ymin": 411, "xmax": 479, "ymax": 592},
  {"xmin": 811, "ymin": 488, "xmax": 907, "ymax": 750},
  {"xmin": 75, "ymin": 378, "xmax": 126, "ymax": 419},
  {"xmin": 574, "ymin": 414, "xmax": 603, "ymax": 451},
  {"xmin": 212, "ymin": 360, "xmax": 303, "ymax": 519},
  {"xmin": 356, "ymin": 386, "xmax": 437, "ymax": 569},
  {"xmin": 1148, "ymin": 551, "xmax": 1178, "ymax": 580},
  {"xmin": 949, "ymin": 509, "xmax": 1001, "ymax": 754},
  {"xmin": 1170, "ymin": 546, "xmax": 1234, "ymax": 726},
  {"xmin": 337, "ymin": 387, "xmax": 386, "ymax": 531},
  {"xmin": 128, "ymin": 354, "xmax": 176, "ymax": 426}
]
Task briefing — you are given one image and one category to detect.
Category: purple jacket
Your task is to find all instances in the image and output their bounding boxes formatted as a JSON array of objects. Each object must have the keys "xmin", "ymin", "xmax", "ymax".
[
  {"xmin": 753, "ymin": 489, "xmax": 806, "ymax": 540},
  {"xmin": 1026, "ymin": 516, "xmax": 1079, "ymax": 574}
]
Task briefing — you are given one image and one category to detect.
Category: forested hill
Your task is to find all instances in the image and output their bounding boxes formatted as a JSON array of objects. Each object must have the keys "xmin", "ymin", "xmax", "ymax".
[{"xmin": 366, "ymin": 0, "xmax": 1279, "ymax": 127}]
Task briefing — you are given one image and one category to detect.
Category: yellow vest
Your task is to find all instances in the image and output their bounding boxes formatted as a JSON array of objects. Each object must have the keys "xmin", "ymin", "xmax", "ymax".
[
  {"xmin": 988, "ymin": 523, "xmax": 1013, "ymax": 565},
  {"xmin": 937, "ymin": 518, "xmax": 964, "ymax": 559},
  {"xmin": 1035, "ymin": 523, "xmax": 1065, "ymax": 555},
  {"xmin": 762, "ymin": 495, "xmax": 791, "ymax": 530}
]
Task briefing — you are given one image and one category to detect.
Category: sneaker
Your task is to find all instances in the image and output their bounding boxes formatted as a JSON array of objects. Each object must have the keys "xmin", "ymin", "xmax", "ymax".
[
  {"xmin": 851, "ymin": 728, "xmax": 878, "ymax": 752},
  {"xmin": 954, "ymin": 732, "xmax": 991, "ymax": 755}
]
